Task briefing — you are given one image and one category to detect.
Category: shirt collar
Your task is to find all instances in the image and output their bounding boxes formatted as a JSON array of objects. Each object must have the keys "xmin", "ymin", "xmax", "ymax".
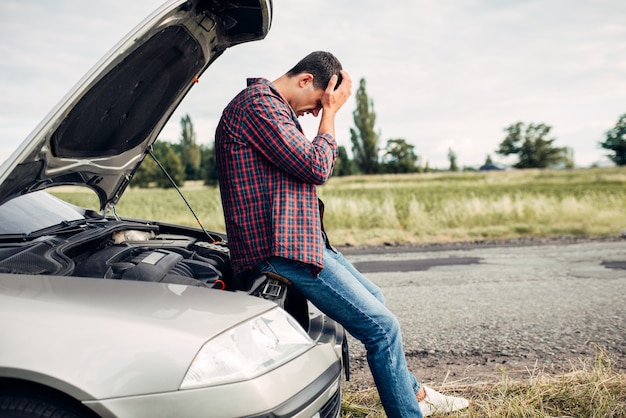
[{"xmin": 246, "ymin": 78, "xmax": 302, "ymax": 130}]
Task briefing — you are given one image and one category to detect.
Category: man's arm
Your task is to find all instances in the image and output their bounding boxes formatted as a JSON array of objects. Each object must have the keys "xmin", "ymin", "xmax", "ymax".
[{"xmin": 246, "ymin": 96, "xmax": 337, "ymax": 185}]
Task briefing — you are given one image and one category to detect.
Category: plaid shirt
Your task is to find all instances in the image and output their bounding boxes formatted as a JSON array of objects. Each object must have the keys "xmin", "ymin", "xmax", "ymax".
[{"xmin": 215, "ymin": 78, "xmax": 338, "ymax": 275}]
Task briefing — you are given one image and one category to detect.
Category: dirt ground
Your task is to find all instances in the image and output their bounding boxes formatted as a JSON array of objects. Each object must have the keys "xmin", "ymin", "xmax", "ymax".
[{"xmin": 344, "ymin": 350, "xmax": 622, "ymax": 392}]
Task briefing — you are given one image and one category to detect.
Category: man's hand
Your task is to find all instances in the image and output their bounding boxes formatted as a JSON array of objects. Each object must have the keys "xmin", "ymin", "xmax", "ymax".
[
  {"xmin": 317, "ymin": 70, "xmax": 352, "ymax": 137},
  {"xmin": 321, "ymin": 70, "xmax": 352, "ymax": 117}
]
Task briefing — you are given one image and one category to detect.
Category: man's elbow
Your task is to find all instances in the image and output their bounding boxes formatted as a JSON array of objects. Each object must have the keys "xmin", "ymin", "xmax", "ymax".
[{"xmin": 308, "ymin": 168, "xmax": 332, "ymax": 185}]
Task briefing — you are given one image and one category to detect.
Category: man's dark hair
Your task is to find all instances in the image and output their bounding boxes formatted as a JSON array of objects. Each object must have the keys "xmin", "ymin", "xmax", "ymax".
[{"xmin": 287, "ymin": 51, "xmax": 343, "ymax": 90}]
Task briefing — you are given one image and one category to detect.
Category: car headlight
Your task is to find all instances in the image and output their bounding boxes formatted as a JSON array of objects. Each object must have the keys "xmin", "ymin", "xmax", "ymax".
[{"xmin": 180, "ymin": 307, "xmax": 314, "ymax": 389}]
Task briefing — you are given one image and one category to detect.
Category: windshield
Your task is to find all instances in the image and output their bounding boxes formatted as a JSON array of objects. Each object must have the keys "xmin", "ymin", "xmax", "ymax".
[{"xmin": 0, "ymin": 191, "xmax": 86, "ymax": 235}]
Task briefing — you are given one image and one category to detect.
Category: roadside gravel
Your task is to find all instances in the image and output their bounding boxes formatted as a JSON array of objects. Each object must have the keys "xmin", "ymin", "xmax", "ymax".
[{"xmin": 336, "ymin": 236, "xmax": 626, "ymax": 388}]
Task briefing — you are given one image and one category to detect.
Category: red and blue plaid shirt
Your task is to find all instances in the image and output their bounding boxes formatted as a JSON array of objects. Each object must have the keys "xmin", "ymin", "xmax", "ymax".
[{"xmin": 215, "ymin": 78, "xmax": 338, "ymax": 275}]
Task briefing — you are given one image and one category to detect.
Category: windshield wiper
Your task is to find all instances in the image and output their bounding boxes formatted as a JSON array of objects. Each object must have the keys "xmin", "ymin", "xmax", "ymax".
[{"xmin": 25, "ymin": 219, "xmax": 91, "ymax": 239}]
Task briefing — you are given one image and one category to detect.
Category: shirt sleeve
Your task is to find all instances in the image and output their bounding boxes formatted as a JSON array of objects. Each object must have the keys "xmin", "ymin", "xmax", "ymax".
[{"xmin": 243, "ymin": 92, "xmax": 338, "ymax": 185}]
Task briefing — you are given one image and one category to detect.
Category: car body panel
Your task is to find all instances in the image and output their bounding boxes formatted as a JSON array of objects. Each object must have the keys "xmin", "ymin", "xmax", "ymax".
[
  {"xmin": 1, "ymin": 274, "xmax": 342, "ymax": 418},
  {"xmin": 0, "ymin": 274, "xmax": 274, "ymax": 399},
  {"xmin": 86, "ymin": 357, "xmax": 341, "ymax": 418}
]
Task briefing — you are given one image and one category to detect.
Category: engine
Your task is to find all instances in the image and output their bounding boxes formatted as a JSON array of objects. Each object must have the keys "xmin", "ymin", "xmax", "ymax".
[
  {"xmin": 0, "ymin": 227, "xmax": 232, "ymax": 289},
  {"xmin": 73, "ymin": 245, "xmax": 227, "ymax": 288}
]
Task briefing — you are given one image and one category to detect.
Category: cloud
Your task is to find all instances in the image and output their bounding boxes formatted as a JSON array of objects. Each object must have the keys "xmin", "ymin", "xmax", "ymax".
[{"xmin": 1, "ymin": 0, "xmax": 625, "ymax": 168}]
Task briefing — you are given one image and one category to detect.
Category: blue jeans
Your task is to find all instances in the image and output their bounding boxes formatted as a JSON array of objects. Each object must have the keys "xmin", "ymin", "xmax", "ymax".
[{"xmin": 256, "ymin": 247, "xmax": 423, "ymax": 418}]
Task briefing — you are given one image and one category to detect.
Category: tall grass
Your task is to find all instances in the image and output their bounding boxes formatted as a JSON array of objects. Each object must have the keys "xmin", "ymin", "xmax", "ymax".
[
  {"xmin": 318, "ymin": 167, "xmax": 626, "ymax": 245},
  {"xmin": 340, "ymin": 348, "xmax": 626, "ymax": 417},
  {"xmin": 51, "ymin": 167, "xmax": 626, "ymax": 245},
  {"xmin": 54, "ymin": 187, "xmax": 226, "ymax": 231}
]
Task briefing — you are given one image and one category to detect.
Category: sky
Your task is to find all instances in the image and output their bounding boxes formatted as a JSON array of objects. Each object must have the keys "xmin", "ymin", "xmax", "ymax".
[{"xmin": 1, "ymin": 0, "xmax": 625, "ymax": 169}]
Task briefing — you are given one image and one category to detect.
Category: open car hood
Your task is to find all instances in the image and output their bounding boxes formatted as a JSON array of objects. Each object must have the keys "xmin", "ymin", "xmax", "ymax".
[{"xmin": 0, "ymin": 0, "xmax": 271, "ymax": 211}]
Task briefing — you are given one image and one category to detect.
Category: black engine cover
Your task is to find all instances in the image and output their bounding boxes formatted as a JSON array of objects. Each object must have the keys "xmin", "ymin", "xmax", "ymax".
[{"xmin": 73, "ymin": 245, "xmax": 222, "ymax": 286}]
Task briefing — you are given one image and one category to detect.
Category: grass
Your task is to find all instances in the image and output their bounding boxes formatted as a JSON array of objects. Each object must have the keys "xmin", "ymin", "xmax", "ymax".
[
  {"xmin": 51, "ymin": 167, "xmax": 626, "ymax": 247},
  {"xmin": 318, "ymin": 167, "xmax": 626, "ymax": 246},
  {"xmin": 340, "ymin": 348, "xmax": 626, "ymax": 417}
]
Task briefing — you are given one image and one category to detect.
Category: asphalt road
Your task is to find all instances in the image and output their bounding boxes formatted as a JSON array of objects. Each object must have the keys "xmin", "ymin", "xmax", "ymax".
[{"xmin": 338, "ymin": 238, "xmax": 626, "ymax": 385}]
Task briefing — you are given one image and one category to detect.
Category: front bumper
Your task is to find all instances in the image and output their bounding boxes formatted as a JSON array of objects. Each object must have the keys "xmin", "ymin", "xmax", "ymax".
[
  {"xmin": 307, "ymin": 302, "xmax": 350, "ymax": 381},
  {"xmin": 84, "ymin": 344, "xmax": 342, "ymax": 418}
]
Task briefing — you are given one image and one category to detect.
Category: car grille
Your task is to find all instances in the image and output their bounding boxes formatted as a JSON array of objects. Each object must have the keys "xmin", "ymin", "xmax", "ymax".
[{"xmin": 319, "ymin": 387, "xmax": 342, "ymax": 418}]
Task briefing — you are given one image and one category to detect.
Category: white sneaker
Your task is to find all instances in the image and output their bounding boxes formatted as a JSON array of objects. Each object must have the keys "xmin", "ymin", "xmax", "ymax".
[{"xmin": 418, "ymin": 385, "xmax": 469, "ymax": 417}]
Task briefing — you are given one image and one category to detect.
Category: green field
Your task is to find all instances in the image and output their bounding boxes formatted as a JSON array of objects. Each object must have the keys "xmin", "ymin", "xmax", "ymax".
[{"xmin": 52, "ymin": 166, "xmax": 626, "ymax": 246}]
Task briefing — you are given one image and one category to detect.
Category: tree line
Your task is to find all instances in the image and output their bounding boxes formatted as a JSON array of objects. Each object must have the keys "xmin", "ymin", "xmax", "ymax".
[
  {"xmin": 131, "ymin": 114, "xmax": 218, "ymax": 188},
  {"xmin": 132, "ymin": 79, "xmax": 626, "ymax": 188},
  {"xmin": 346, "ymin": 78, "xmax": 625, "ymax": 173}
]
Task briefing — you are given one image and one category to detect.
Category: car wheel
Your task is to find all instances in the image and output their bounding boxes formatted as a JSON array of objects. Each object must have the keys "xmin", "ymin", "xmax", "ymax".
[{"xmin": 0, "ymin": 393, "xmax": 84, "ymax": 418}]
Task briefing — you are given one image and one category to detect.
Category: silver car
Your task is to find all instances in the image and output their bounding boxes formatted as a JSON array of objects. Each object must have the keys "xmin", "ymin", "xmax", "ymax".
[{"xmin": 0, "ymin": 1, "xmax": 346, "ymax": 417}]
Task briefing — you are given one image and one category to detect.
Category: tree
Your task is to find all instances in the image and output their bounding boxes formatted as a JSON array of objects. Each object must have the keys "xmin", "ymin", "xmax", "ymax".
[
  {"xmin": 333, "ymin": 145, "xmax": 357, "ymax": 177},
  {"xmin": 350, "ymin": 78, "xmax": 380, "ymax": 174},
  {"xmin": 132, "ymin": 140, "xmax": 185, "ymax": 188},
  {"xmin": 202, "ymin": 143, "xmax": 218, "ymax": 186},
  {"xmin": 448, "ymin": 147, "xmax": 459, "ymax": 172},
  {"xmin": 562, "ymin": 147, "xmax": 575, "ymax": 169},
  {"xmin": 496, "ymin": 122, "xmax": 568, "ymax": 168},
  {"xmin": 599, "ymin": 113, "xmax": 626, "ymax": 166},
  {"xmin": 131, "ymin": 140, "xmax": 171, "ymax": 188},
  {"xmin": 130, "ymin": 153, "xmax": 158, "ymax": 188},
  {"xmin": 155, "ymin": 146, "xmax": 185, "ymax": 188},
  {"xmin": 382, "ymin": 138, "xmax": 419, "ymax": 173},
  {"xmin": 180, "ymin": 114, "xmax": 201, "ymax": 180}
]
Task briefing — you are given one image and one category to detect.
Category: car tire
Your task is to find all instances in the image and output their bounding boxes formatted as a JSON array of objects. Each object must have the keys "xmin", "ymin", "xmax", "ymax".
[{"xmin": 0, "ymin": 393, "xmax": 84, "ymax": 418}]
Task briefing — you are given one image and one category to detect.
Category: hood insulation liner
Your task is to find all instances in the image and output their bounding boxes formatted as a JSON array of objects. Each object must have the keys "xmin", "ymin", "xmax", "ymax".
[{"xmin": 51, "ymin": 26, "xmax": 205, "ymax": 159}]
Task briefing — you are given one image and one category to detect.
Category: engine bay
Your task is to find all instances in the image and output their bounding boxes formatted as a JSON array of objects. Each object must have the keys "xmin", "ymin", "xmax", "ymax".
[
  {"xmin": 0, "ymin": 222, "xmax": 232, "ymax": 289},
  {"xmin": 72, "ymin": 232, "xmax": 231, "ymax": 288}
]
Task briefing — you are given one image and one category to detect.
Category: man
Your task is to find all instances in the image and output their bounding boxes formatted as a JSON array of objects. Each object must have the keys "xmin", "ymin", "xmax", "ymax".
[{"xmin": 215, "ymin": 51, "xmax": 469, "ymax": 417}]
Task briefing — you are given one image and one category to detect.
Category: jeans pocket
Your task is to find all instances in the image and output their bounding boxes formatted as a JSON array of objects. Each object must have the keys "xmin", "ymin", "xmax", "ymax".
[{"xmin": 255, "ymin": 259, "xmax": 276, "ymax": 275}]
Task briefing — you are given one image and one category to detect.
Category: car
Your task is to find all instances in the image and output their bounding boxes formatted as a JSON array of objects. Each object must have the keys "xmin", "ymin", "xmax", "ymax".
[{"xmin": 0, "ymin": 1, "xmax": 347, "ymax": 417}]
